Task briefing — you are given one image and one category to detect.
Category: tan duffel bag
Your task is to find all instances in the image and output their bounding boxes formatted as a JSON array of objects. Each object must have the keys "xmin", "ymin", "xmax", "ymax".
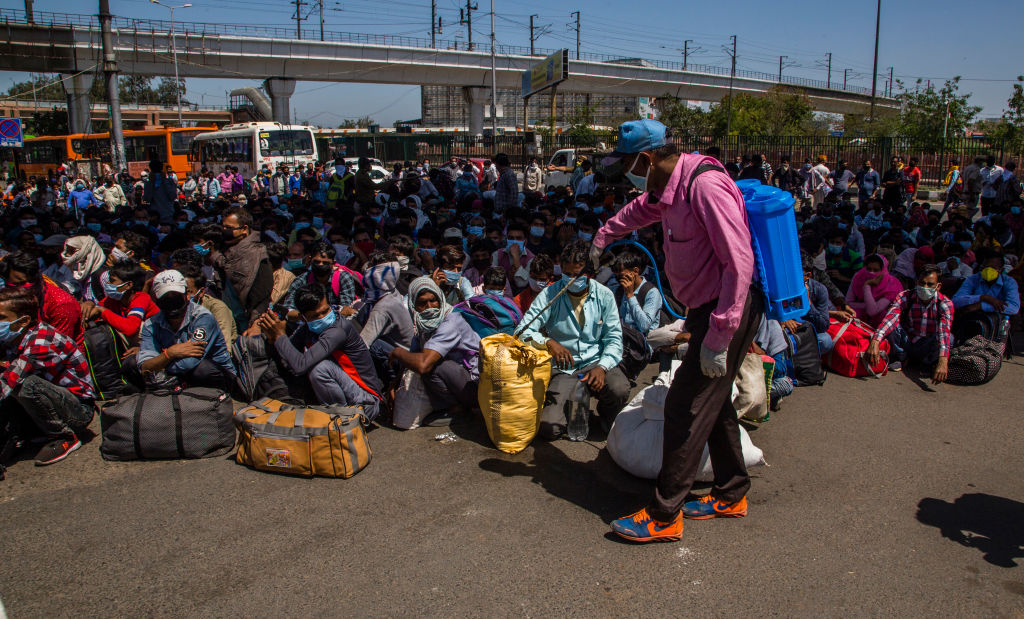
[{"xmin": 234, "ymin": 398, "xmax": 371, "ymax": 478}]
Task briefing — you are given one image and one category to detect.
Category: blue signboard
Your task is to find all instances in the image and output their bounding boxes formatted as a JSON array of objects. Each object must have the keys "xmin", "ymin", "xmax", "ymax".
[{"xmin": 0, "ymin": 117, "xmax": 23, "ymax": 148}]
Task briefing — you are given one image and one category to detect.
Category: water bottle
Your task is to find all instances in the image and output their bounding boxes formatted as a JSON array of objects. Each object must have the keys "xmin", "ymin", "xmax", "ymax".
[{"xmin": 566, "ymin": 374, "xmax": 591, "ymax": 441}]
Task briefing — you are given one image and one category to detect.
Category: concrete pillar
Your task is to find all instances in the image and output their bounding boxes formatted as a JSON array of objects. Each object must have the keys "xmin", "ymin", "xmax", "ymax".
[
  {"xmin": 463, "ymin": 86, "xmax": 489, "ymax": 135},
  {"xmin": 263, "ymin": 77, "xmax": 296, "ymax": 125},
  {"xmin": 61, "ymin": 73, "xmax": 92, "ymax": 134}
]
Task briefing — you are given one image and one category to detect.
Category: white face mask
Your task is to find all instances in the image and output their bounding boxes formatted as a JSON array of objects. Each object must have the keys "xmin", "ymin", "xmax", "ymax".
[
  {"xmin": 813, "ymin": 251, "xmax": 827, "ymax": 271},
  {"xmin": 624, "ymin": 154, "xmax": 650, "ymax": 192}
]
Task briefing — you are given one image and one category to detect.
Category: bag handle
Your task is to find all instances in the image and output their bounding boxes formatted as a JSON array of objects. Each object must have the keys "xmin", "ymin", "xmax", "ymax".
[
  {"xmin": 170, "ymin": 393, "xmax": 186, "ymax": 457},
  {"xmin": 858, "ymin": 350, "xmax": 888, "ymax": 379}
]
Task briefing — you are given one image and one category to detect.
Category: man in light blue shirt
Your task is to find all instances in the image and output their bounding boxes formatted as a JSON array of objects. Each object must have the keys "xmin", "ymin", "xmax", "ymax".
[
  {"xmin": 611, "ymin": 249, "xmax": 662, "ymax": 335},
  {"xmin": 519, "ymin": 241, "xmax": 628, "ymax": 440},
  {"xmin": 952, "ymin": 250, "xmax": 1020, "ymax": 341}
]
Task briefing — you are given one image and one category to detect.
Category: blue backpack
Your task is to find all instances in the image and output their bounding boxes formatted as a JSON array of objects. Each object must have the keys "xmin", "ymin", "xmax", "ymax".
[{"xmin": 453, "ymin": 295, "xmax": 523, "ymax": 338}]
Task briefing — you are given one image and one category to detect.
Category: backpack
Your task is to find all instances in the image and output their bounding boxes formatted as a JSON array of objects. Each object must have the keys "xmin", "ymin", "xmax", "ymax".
[
  {"xmin": 947, "ymin": 335, "xmax": 1005, "ymax": 385},
  {"xmin": 614, "ymin": 277, "xmax": 686, "ymax": 328},
  {"xmin": 83, "ymin": 324, "xmax": 136, "ymax": 400},
  {"xmin": 781, "ymin": 322, "xmax": 827, "ymax": 386},
  {"xmin": 453, "ymin": 295, "xmax": 523, "ymax": 338},
  {"xmin": 231, "ymin": 334, "xmax": 292, "ymax": 402}
]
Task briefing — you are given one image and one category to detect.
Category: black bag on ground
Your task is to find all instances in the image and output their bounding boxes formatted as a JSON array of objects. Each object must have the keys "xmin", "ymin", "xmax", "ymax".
[
  {"xmin": 83, "ymin": 324, "xmax": 134, "ymax": 400},
  {"xmin": 100, "ymin": 387, "xmax": 236, "ymax": 461},
  {"xmin": 232, "ymin": 334, "xmax": 290, "ymax": 401},
  {"xmin": 618, "ymin": 324, "xmax": 651, "ymax": 381},
  {"xmin": 783, "ymin": 322, "xmax": 827, "ymax": 386},
  {"xmin": 947, "ymin": 335, "xmax": 1004, "ymax": 385}
]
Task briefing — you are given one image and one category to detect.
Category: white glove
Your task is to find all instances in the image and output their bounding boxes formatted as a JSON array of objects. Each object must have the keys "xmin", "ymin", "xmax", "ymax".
[
  {"xmin": 699, "ymin": 343, "xmax": 729, "ymax": 378},
  {"xmin": 588, "ymin": 243, "xmax": 604, "ymax": 271}
]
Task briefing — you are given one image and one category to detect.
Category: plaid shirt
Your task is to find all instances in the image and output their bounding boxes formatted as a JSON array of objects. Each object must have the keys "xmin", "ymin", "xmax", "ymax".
[
  {"xmin": 872, "ymin": 289, "xmax": 954, "ymax": 358},
  {"xmin": 494, "ymin": 166, "xmax": 519, "ymax": 212},
  {"xmin": 0, "ymin": 322, "xmax": 95, "ymax": 401}
]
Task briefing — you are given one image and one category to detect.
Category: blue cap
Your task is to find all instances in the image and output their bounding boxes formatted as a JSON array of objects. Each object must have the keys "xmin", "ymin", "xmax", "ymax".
[{"xmin": 601, "ymin": 119, "xmax": 668, "ymax": 166}]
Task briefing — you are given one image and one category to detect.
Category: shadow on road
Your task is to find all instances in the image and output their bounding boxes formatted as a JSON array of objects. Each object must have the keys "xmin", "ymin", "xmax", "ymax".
[
  {"xmin": 478, "ymin": 440, "xmax": 653, "ymax": 523},
  {"xmin": 917, "ymin": 493, "xmax": 1024, "ymax": 567}
]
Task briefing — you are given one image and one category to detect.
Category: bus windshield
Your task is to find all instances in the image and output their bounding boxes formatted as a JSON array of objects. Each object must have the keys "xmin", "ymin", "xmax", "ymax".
[{"xmin": 259, "ymin": 130, "xmax": 314, "ymax": 157}]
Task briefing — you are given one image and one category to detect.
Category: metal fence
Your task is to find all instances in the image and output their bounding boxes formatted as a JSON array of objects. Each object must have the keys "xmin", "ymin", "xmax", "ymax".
[{"xmin": 317, "ymin": 132, "xmax": 1023, "ymax": 189}]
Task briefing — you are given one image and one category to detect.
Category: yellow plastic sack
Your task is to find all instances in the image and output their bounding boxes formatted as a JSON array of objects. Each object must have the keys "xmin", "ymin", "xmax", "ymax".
[{"xmin": 477, "ymin": 333, "xmax": 552, "ymax": 454}]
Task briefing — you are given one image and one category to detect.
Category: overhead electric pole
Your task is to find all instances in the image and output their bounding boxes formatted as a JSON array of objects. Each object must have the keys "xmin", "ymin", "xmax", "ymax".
[
  {"xmin": 570, "ymin": 11, "xmax": 580, "ymax": 59},
  {"xmin": 869, "ymin": 0, "xmax": 881, "ymax": 121},
  {"xmin": 24, "ymin": 0, "xmax": 33, "ymax": 22},
  {"xmin": 529, "ymin": 14, "xmax": 537, "ymax": 56},
  {"xmin": 99, "ymin": 0, "xmax": 125, "ymax": 174},
  {"xmin": 888, "ymin": 66, "xmax": 894, "ymax": 97},
  {"xmin": 318, "ymin": 0, "xmax": 323, "ymax": 41},
  {"xmin": 683, "ymin": 39, "xmax": 692, "ymax": 71},
  {"xmin": 725, "ymin": 35, "xmax": 736, "ymax": 137},
  {"xmin": 779, "ymin": 55, "xmax": 787, "ymax": 82},
  {"xmin": 460, "ymin": 0, "xmax": 477, "ymax": 50},
  {"xmin": 290, "ymin": 0, "xmax": 304, "ymax": 38},
  {"xmin": 490, "ymin": 0, "xmax": 497, "ymax": 136},
  {"xmin": 843, "ymin": 68, "xmax": 849, "ymax": 90},
  {"xmin": 431, "ymin": 0, "xmax": 437, "ymax": 47},
  {"xmin": 825, "ymin": 52, "xmax": 832, "ymax": 89}
]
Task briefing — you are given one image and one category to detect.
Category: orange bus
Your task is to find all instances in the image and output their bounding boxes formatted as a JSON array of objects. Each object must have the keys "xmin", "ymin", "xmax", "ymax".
[{"xmin": 19, "ymin": 127, "xmax": 216, "ymax": 179}]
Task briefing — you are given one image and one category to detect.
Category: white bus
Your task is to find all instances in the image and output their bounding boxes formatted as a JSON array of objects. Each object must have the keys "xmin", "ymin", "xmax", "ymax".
[{"xmin": 189, "ymin": 122, "xmax": 318, "ymax": 180}]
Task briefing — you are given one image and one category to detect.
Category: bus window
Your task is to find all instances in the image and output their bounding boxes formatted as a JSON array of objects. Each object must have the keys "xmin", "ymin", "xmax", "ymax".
[
  {"xmin": 171, "ymin": 131, "xmax": 202, "ymax": 155},
  {"xmin": 259, "ymin": 130, "xmax": 313, "ymax": 157}
]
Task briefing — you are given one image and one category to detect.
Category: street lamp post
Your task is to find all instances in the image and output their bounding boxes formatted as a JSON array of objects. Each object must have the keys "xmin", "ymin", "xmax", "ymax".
[{"xmin": 150, "ymin": 0, "xmax": 191, "ymax": 127}]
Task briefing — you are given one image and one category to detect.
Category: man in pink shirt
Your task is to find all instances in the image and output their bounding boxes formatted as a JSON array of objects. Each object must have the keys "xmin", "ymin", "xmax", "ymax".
[{"xmin": 596, "ymin": 120, "xmax": 764, "ymax": 543}]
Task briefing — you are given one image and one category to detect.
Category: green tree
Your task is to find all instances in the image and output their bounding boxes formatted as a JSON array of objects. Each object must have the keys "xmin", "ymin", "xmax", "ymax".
[
  {"xmin": 657, "ymin": 96, "xmax": 711, "ymax": 138},
  {"xmin": 894, "ymin": 77, "xmax": 981, "ymax": 151},
  {"xmin": 25, "ymin": 107, "xmax": 69, "ymax": 135},
  {"xmin": 704, "ymin": 87, "xmax": 815, "ymax": 137},
  {"xmin": 565, "ymin": 103, "xmax": 596, "ymax": 139},
  {"xmin": 155, "ymin": 77, "xmax": 189, "ymax": 106},
  {"xmin": 4, "ymin": 74, "xmax": 66, "ymax": 101},
  {"xmin": 997, "ymin": 76, "xmax": 1024, "ymax": 153},
  {"xmin": 337, "ymin": 116, "xmax": 376, "ymax": 129}
]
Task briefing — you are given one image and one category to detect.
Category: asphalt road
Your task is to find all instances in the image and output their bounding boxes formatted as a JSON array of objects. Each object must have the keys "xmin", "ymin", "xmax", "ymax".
[{"xmin": 3, "ymin": 355, "xmax": 1024, "ymax": 617}]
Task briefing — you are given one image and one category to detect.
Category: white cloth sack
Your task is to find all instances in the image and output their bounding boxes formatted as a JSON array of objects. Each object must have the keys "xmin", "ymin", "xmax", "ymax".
[
  {"xmin": 731, "ymin": 353, "xmax": 768, "ymax": 421},
  {"xmin": 607, "ymin": 362, "xmax": 766, "ymax": 480},
  {"xmin": 392, "ymin": 370, "xmax": 433, "ymax": 430}
]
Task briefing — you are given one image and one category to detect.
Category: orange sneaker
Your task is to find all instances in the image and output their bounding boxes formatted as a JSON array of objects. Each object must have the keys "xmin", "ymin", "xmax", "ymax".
[
  {"xmin": 682, "ymin": 495, "xmax": 748, "ymax": 519},
  {"xmin": 610, "ymin": 508, "xmax": 683, "ymax": 543}
]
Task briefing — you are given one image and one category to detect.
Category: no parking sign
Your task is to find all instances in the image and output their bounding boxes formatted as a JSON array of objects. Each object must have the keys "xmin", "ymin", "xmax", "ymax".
[{"xmin": 0, "ymin": 118, "xmax": 23, "ymax": 148}]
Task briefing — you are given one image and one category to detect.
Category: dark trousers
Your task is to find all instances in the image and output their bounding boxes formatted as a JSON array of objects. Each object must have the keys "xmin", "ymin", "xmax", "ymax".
[
  {"xmin": 422, "ymin": 359, "xmax": 479, "ymax": 411},
  {"xmin": 13, "ymin": 375, "xmax": 94, "ymax": 438},
  {"xmin": 648, "ymin": 288, "xmax": 763, "ymax": 522},
  {"xmin": 369, "ymin": 340, "xmax": 399, "ymax": 387},
  {"xmin": 122, "ymin": 357, "xmax": 236, "ymax": 393},
  {"xmin": 539, "ymin": 364, "xmax": 631, "ymax": 440},
  {"xmin": 886, "ymin": 326, "xmax": 939, "ymax": 366}
]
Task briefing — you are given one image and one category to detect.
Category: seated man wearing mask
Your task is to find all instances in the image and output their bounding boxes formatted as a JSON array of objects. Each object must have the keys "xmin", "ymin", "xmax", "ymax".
[
  {"xmin": 612, "ymin": 249, "xmax": 663, "ymax": 335},
  {"xmin": 514, "ymin": 254, "xmax": 554, "ymax": 313},
  {"xmin": 80, "ymin": 261, "xmax": 158, "ymax": 341},
  {"xmin": 519, "ymin": 240, "xmax": 627, "ymax": 440},
  {"xmin": 131, "ymin": 270, "xmax": 236, "ymax": 391},
  {"xmin": 0, "ymin": 287, "xmax": 95, "ymax": 467},
  {"xmin": 389, "ymin": 277, "xmax": 481, "ymax": 426},
  {"xmin": 280, "ymin": 240, "xmax": 360, "ymax": 321},
  {"xmin": 432, "ymin": 244, "xmax": 475, "ymax": 305},
  {"xmin": 867, "ymin": 265, "xmax": 953, "ymax": 382},
  {"xmin": 256, "ymin": 284, "xmax": 382, "ymax": 420},
  {"xmin": 952, "ymin": 249, "xmax": 1020, "ymax": 341},
  {"xmin": 360, "ymin": 252, "xmax": 415, "ymax": 387}
]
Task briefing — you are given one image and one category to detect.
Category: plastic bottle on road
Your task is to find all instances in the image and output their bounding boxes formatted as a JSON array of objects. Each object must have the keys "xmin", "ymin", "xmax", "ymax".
[{"xmin": 567, "ymin": 374, "xmax": 590, "ymax": 441}]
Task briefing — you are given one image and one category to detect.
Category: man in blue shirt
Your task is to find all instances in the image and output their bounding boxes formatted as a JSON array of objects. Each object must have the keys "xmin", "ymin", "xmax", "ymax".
[
  {"xmin": 952, "ymin": 250, "xmax": 1020, "ymax": 341},
  {"xmin": 612, "ymin": 249, "xmax": 662, "ymax": 335},
  {"xmin": 129, "ymin": 270, "xmax": 236, "ymax": 391},
  {"xmin": 855, "ymin": 160, "xmax": 881, "ymax": 208},
  {"xmin": 519, "ymin": 240, "xmax": 627, "ymax": 440},
  {"xmin": 67, "ymin": 179, "xmax": 99, "ymax": 215}
]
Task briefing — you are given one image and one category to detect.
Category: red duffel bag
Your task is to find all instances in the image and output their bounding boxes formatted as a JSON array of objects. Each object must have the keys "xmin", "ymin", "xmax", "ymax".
[{"xmin": 824, "ymin": 318, "xmax": 890, "ymax": 378}]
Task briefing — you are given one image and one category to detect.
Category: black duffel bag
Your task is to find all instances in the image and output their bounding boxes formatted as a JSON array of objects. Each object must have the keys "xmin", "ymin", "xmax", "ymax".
[
  {"xmin": 783, "ymin": 322, "xmax": 827, "ymax": 386},
  {"xmin": 100, "ymin": 387, "xmax": 236, "ymax": 461},
  {"xmin": 946, "ymin": 335, "xmax": 1004, "ymax": 386}
]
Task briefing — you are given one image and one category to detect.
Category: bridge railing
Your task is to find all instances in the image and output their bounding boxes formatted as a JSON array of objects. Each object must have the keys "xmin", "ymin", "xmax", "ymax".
[{"xmin": 1, "ymin": 8, "xmax": 879, "ymax": 97}]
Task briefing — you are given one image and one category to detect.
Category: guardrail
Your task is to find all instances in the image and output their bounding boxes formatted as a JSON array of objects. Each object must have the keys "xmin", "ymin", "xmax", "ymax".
[{"xmin": 1, "ymin": 8, "xmax": 880, "ymax": 97}]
